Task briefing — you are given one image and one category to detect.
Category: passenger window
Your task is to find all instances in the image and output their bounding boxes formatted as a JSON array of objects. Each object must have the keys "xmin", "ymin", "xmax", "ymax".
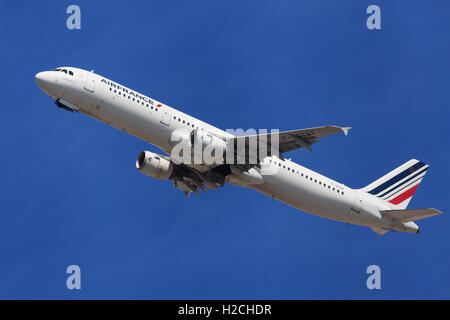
[{"xmin": 69, "ymin": 71, "xmax": 74, "ymax": 76}]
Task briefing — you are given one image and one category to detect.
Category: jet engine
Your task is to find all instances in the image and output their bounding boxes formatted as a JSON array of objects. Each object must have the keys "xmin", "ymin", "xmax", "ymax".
[
  {"xmin": 136, "ymin": 150, "xmax": 231, "ymax": 195},
  {"xmin": 136, "ymin": 151, "xmax": 173, "ymax": 180},
  {"xmin": 190, "ymin": 128, "xmax": 227, "ymax": 151},
  {"xmin": 169, "ymin": 128, "xmax": 230, "ymax": 165},
  {"xmin": 189, "ymin": 128, "xmax": 228, "ymax": 163}
]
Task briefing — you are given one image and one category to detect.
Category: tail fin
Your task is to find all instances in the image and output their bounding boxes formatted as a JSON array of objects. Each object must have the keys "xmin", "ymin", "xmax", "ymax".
[{"xmin": 361, "ymin": 159, "xmax": 429, "ymax": 209}]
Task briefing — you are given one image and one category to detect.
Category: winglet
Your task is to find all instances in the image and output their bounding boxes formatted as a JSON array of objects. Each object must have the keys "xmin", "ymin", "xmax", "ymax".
[{"xmin": 340, "ymin": 127, "xmax": 351, "ymax": 136}]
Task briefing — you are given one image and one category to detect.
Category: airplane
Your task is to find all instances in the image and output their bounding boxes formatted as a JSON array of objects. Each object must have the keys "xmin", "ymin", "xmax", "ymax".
[{"xmin": 35, "ymin": 67, "xmax": 442, "ymax": 235}]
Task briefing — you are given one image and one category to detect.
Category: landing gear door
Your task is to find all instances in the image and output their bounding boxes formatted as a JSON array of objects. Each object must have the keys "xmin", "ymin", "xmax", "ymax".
[
  {"xmin": 352, "ymin": 191, "xmax": 363, "ymax": 213},
  {"xmin": 160, "ymin": 108, "xmax": 171, "ymax": 126},
  {"xmin": 84, "ymin": 71, "xmax": 95, "ymax": 93}
]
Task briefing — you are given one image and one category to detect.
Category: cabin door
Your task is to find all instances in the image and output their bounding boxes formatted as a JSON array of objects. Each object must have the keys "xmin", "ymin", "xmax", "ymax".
[
  {"xmin": 84, "ymin": 72, "xmax": 95, "ymax": 92},
  {"xmin": 352, "ymin": 191, "xmax": 363, "ymax": 213},
  {"xmin": 160, "ymin": 109, "xmax": 171, "ymax": 126}
]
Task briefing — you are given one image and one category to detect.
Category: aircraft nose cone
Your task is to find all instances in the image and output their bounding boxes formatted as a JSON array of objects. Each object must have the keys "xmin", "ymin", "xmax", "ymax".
[
  {"xmin": 35, "ymin": 72, "xmax": 47, "ymax": 87},
  {"xmin": 35, "ymin": 71, "xmax": 55, "ymax": 95}
]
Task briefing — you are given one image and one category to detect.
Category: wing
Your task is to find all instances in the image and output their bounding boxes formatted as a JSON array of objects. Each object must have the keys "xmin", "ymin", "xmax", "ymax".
[
  {"xmin": 232, "ymin": 125, "xmax": 351, "ymax": 162},
  {"xmin": 168, "ymin": 125, "xmax": 351, "ymax": 195}
]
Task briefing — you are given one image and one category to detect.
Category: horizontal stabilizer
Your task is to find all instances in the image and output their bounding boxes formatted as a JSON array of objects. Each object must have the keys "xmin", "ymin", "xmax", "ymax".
[{"xmin": 381, "ymin": 208, "xmax": 442, "ymax": 223}]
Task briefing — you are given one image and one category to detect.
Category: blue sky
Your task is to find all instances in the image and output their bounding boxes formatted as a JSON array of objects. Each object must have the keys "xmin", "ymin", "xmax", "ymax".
[{"xmin": 0, "ymin": 0, "xmax": 449, "ymax": 299}]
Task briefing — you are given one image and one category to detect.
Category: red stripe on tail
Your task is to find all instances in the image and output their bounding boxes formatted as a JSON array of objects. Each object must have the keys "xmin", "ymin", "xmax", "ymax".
[{"xmin": 388, "ymin": 184, "xmax": 419, "ymax": 205}]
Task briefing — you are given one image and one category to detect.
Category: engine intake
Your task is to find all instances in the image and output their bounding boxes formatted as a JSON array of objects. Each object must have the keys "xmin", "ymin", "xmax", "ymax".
[{"xmin": 136, "ymin": 151, "xmax": 173, "ymax": 180}]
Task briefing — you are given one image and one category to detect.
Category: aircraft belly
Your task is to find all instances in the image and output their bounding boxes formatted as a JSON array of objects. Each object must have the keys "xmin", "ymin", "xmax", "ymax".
[{"xmin": 252, "ymin": 169, "xmax": 357, "ymax": 224}]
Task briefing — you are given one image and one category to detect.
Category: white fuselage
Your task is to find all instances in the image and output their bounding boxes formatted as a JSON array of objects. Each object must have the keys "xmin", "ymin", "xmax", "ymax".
[{"xmin": 35, "ymin": 67, "xmax": 418, "ymax": 233}]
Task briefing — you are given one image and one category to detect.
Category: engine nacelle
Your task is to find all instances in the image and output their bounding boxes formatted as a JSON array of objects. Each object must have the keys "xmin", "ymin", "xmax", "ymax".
[
  {"xmin": 136, "ymin": 151, "xmax": 173, "ymax": 180},
  {"xmin": 190, "ymin": 128, "xmax": 227, "ymax": 150},
  {"xmin": 169, "ymin": 128, "xmax": 229, "ymax": 165},
  {"xmin": 190, "ymin": 129, "xmax": 228, "ymax": 163}
]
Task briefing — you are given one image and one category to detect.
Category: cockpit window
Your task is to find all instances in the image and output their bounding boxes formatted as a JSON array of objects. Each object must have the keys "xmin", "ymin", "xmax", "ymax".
[{"xmin": 51, "ymin": 68, "xmax": 74, "ymax": 76}]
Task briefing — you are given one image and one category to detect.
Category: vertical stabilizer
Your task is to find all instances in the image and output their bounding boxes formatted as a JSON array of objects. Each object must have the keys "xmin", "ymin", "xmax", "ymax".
[{"xmin": 361, "ymin": 159, "xmax": 429, "ymax": 209}]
